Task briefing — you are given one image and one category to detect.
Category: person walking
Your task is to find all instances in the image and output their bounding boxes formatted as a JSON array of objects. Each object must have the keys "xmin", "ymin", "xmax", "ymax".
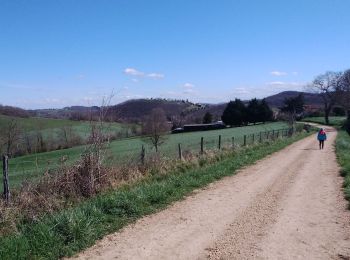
[{"xmin": 317, "ymin": 128, "xmax": 327, "ymax": 149}]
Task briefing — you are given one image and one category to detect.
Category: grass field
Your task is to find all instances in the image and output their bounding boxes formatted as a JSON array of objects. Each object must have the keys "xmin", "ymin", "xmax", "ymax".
[
  {"xmin": 0, "ymin": 129, "xmax": 311, "ymax": 259},
  {"xmin": 302, "ymin": 116, "xmax": 346, "ymax": 126},
  {"xmin": 335, "ymin": 130, "xmax": 350, "ymax": 208},
  {"xmin": 7, "ymin": 122, "xmax": 288, "ymax": 190},
  {"xmin": 0, "ymin": 114, "xmax": 132, "ymax": 140}
]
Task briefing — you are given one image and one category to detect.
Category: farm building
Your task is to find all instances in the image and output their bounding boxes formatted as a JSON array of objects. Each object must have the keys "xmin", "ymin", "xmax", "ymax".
[{"xmin": 172, "ymin": 121, "xmax": 225, "ymax": 133}]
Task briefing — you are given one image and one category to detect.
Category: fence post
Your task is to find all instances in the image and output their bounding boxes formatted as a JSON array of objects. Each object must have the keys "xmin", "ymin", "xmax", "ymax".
[
  {"xmin": 252, "ymin": 133, "xmax": 255, "ymax": 143},
  {"xmin": 141, "ymin": 145, "xmax": 145, "ymax": 165},
  {"xmin": 232, "ymin": 137, "xmax": 235, "ymax": 149},
  {"xmin": 218, "ymin": 135, "xmax": 221, "ymax": 150},
  {"xmin": 200, "ymin": 137, "xmax": 204, "ymax": 154},
  {"xmin": 259, "ymin": 132, "xmax": 262, "ymax": 143},
  {"xmin": 2, "ymin": 155, "xmax": 10, "ymax": 204},
  {"xmin": 243, "ymin": 135, "xmax": 246, "ymax": 146},
  {"xmin": 178, "ymin": 143, "xmax": 182, "ymax": 160}
]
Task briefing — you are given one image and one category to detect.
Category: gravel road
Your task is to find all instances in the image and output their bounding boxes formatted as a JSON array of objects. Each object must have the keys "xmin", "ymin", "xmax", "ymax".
[{"xmin": 74, "ymin": 127, "xmax": 350, "ymax": 260}]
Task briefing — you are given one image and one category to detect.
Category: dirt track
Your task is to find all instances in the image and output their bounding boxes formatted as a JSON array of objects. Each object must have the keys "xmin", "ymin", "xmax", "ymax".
[{"xmin": 75, "ymin": 127, "xmax": 350, "ymax": 260}]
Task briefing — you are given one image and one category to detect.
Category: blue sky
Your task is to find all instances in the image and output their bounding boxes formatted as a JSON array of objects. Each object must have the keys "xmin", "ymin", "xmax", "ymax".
[{"xmin": 1, "ymin": 0, "xmax": 349, "ymax": 109}]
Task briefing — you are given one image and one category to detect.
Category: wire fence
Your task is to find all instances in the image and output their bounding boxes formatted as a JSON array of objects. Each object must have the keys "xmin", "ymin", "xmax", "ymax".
[{"xmin": 2, "ymin": 126, "xmax": 302, "ymax": 192}]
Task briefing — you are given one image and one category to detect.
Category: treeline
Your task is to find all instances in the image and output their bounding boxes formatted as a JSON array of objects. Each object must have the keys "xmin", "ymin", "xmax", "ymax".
[
  {"xmin": 221, "ymin": 98, "xmax": 273, "ymax": 126},
  {"xmin": 0, "ymin": 104, "xmax": 31, "ymax": 118},
  {"xmin": 0, "ymin": 121, "xmax": 141, "ymax": 158}
]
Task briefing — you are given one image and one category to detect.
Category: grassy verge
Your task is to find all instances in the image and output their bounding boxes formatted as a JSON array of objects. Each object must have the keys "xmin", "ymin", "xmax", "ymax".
[
  {"xmin": 335, "ymin": 130, "xmax": 350, "ymax": 208},
  {"xmin": 0, "ymin": 131, "xmax": 311, "ymax": 259},
  {"xmin": 302, "ymin": 116, "xmax": 346, "ymax": 126}
]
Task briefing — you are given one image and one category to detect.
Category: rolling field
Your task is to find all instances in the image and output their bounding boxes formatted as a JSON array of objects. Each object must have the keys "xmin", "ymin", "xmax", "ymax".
[
  {"xmin": 6, "ymin": 122, "xmax": 288, "ymax": 190},
  {"xmin": 302, "ymin": 116, "xmax": 346, "ymax": 126},
  {"xmin": 0, "ymin": 114, "xmax": 132, "ymax": 140}
]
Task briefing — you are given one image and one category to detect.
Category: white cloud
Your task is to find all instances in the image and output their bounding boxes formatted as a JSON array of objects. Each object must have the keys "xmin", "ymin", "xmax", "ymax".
[
  {"xmin": 270, "ymin": 71, "xmax": 288, "ymax": 76},
  {"xmin": 267, "ymin": 81, "xmax": 285, "ymax": 86},
  {"xmin": 183, "ymin": 83, "xmax": 195, "ymax": 88},
  {"xmin": 266, "ymin": 81, "xmax": 304, "ymax": 89},
  {"xmin": 76, "ymin": 74, "xmax": 85, "ymax": 80},
  {"xmin": 123, "ymin": 68, "xmax": 164, "ymax": 79},
  {"xmin": 124, "ymin": 68, "xmax": 145, "ymax": 77},
  {"xmin": 147, "ymin": 73, "xmax": 164, "ymax": 79}
]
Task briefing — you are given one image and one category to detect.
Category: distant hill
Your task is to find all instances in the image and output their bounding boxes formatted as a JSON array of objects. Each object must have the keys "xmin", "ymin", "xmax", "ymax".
[
  {"xmin": 0, "ymin": 104, "xmax": 30, "ymax": 118},
  {"xmin": 32, "ymin": 106, "xmax": 101, "ymax": 120},
  {"xmin": 7, "ymin": 91, "xmax": 324, "ymax": 124},
  {"xmin": 109, "ymin": 99, "xmax": 206, "ymax": 123},
  {"xmin": 264, "ymin": 91, "xmax": 323, "ymax": 108}
]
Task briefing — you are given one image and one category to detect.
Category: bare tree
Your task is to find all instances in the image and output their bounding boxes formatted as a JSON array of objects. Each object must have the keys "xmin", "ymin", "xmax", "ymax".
[
  {"xmin": 308, "ymin": 71, "xmax": 341, "ymax": 124},
  {"xmin": 280, "ymin": 94, "xmax": 304, "ymax": 133},
  {"xmin": 0, "ymin": 118, "xmax": 22, "ymax": 156},
  {"xmin": 336, "ymin": 69, "xmax": 350, "ymax": 118},
  {"xmin": 142, "ymin": 108, "xmax": 170, "ymax": 152},
  {"xmin": 58, "ymin": 124, "xmax": 82, "ymax": 148}
]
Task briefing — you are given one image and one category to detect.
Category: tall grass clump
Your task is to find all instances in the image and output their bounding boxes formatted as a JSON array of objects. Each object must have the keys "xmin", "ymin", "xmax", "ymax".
[{"xmin": 335, "ymin": 130, "xmax": 350, "ymax": 207}]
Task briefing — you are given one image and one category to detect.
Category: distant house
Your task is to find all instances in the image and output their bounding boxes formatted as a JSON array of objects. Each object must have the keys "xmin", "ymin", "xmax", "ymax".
[{"xmin": 171, "ymin": 121, "xmax": 225, "ymax": 133}]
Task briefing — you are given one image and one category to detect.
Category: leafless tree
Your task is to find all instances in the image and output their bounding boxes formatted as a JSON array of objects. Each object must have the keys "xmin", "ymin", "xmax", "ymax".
[
  {"xmin": 58, "ymin": 124, "xmax": 82, "ymax": 148},
  {"xmin": 308, "ymin": 71, "xmax": 342, "ymax": 124},
  {"xmin": 142, "ymin": 108, "xmax": 170, "ymax": 152},
  {"xmin": 0, "ymin": 118, "xmax": 22, "ymax": 156},
  {"xmin": 336, "ymin": 69, "xmax": 350, "ymax": 118}
]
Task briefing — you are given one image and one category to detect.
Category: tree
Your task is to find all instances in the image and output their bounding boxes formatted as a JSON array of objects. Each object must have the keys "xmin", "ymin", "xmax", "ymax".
[
  {"xmin": 142, "ymin": 108, "xmax": 170, "ymax": 152},
  {"xmin": 0, "ymin": 118, "xmax": 22, "ymax": 156},
  {"xmin": 336, "ymin": 69, "xmax": 350, "ymax": 134},
  {"xmin": 258, "ymin": 99, "xmax": 273, "ymax": 123},
  {"xmin": 280, "ymin": 94, "xmax": 304, "ymax": 130},
  {"xmin": 202, "ymin": 112, "xmax": 213, "ymax": 124},
  {"xmin": 336, "ymin": 69, "xmax": 350, "ymax": 118},
  {"xmin": 309, "ymin": 71, "xmax": 341, "ymax": 124},
  {"xmin": 221, "ymin": 99, "xmax": 247, "ymax": 127},
  {"xmin": 247, "ymin": 98, "xmax": 260, "ymax": 124}
]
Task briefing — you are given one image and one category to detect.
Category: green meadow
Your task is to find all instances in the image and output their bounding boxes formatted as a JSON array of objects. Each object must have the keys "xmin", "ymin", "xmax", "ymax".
[{"xmin": 6, "ymin": 121, "xmax": 288, "ymax": 190}]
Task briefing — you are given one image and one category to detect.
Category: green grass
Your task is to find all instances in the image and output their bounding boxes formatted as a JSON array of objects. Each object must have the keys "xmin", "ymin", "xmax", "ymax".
[
  {"xmin": 302, "ymin": 116, "xmax": 346, "ymax": 126},
  {"xmin": 7, "ymin": 122, "xmax": 288, "ymax": 190},
  {"xmin": 0, "ymin": 114, "xmax": 131, "ymax": 141},
  {"xmin": 335, "ymin": 130, "xmax": 350, "ymax": 208},
  {"xmin": 0, "ymin": 130, "xmax": 311, "ymax": 259}
]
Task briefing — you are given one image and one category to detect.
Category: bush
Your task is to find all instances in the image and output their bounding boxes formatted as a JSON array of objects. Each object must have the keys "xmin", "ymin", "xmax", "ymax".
[{"xmin": 343, "ymin": 118, "xmax": 350, "ymax": 135}]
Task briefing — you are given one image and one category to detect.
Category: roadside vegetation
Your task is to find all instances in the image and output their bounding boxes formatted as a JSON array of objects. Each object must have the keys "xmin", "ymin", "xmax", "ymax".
[
  {"xmin": 5, "ymin": 122, "xmax": 288, "ymax": 190},
  {"xmin": 0, "ymin": 126, "xmax": 313, "ymax": 259},
  {"xmin": 302, "ymin": 116, "xmax": 346, "ymax": 126},
  {"xmin": 335, "ymin": 120, "xmax": 350, "ymax": 208}
]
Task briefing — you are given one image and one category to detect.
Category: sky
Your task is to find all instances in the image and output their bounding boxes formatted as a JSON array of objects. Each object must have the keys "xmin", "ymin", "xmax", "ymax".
[{"xmin": 1, "ymin": 0, "xmax": 350, "ymax": 109}]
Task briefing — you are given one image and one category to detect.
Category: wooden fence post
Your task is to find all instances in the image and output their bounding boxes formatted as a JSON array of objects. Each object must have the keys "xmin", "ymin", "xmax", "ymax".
[
  {"xmin": 2, "ymin": 155, "xmax": 10, "ymax": 204},
  {"xmin": 200, "ymin": 137, "xmax": 204, "ymax": 154},
  {"xmin": 252, "ymin": 133, "xmax": 255, "ymax": 143},
  {"xmin": 232, "ymin": 137, "xmax": 235, "ymax": 149},
  {"xmin": 259, "ymin": 132, "xmax": 262, "ymax": 143},
  {"xmin": 178, "ymin": 143, "xmax": 182, "ymax": 160},
  {"xmin": 140, "ymin": 145, "xmax": 145, "ymax": 165},
  {"xmin": 218, "ymin": 135, "xmax": 221, "ymax": 150},
  {"xmin": 243, "ymin": 135, "xmax": 246, "ymax": 146}
]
